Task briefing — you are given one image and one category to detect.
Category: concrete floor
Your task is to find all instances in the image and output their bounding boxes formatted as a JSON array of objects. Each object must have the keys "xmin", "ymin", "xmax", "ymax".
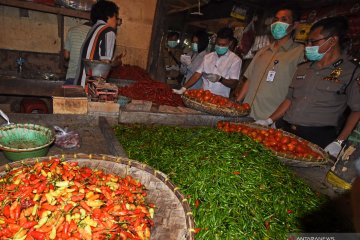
[{"xmin": 0, "ymin": 114, "xmax": 127, "ymax": 165}]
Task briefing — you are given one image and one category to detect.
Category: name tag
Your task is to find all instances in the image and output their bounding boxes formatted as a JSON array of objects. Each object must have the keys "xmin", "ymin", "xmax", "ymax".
[
  {"xmin": 266, "ymin": 70, "xmax": 276, "ymax": 82},
  {"xmin": 296, "ymin": 75, "xmax": 306, "ymax": 79}
]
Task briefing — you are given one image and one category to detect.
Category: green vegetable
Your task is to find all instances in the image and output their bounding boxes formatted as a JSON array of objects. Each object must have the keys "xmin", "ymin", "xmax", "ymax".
[{"xmin": 115, "ymin": 125, "xmax": 326, "ymax": 239}]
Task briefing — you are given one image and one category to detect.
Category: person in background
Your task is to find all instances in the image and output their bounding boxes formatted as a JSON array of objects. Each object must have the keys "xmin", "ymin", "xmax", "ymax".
[
  {"xmin": 173, "ymin": 27, "xmax": 241, "ymax": 98},
  {"xmin": 180, "ymin": 30, "xmax": 209, "ymax": 89},
  {"xmin": 229, "ymin": 36, "xmax": 238, "ymax": 52},
  {"xmin": 74, "ymin": 0, "xmax": 120, "ymax": 87},
  {"xmin": 63, "ymin": 21, "xmax": 92, "ymax": 85},
  {"xmin": 164, "ymin": 31, "xmax": 182, "ymax": 83},
  {"xmin": 235, "ymin": 6, "xmax": 304, "ymax": 120},
  {"xmin": 256, "ymin": 16, "xmax": 360, "ymax": 157}
]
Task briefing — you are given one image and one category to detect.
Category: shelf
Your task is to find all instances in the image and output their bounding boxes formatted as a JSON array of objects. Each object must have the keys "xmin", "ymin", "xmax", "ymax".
[{"xmin": 0, "ymin": 0, "xmax": 90, "ymax": 19}]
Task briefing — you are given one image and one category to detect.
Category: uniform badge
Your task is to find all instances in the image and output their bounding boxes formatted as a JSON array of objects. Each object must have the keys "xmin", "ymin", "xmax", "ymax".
[{"xmin": 323, "ymin": 67, "xmax": 342, "ymax": 83}]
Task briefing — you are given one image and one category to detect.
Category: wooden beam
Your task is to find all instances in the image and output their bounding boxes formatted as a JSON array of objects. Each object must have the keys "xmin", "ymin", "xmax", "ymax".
[
  {"xmin": 167, "ymin": 0, "xmax": 208, "ymax": 15},
  {"xmin": 0, "ymin": 0, "xmax": 90, "ymax": 19}
]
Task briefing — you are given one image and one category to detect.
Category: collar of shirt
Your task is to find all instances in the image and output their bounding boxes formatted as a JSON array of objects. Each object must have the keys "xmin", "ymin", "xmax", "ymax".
[
  {"xmin": 309, "ymin": 53, "xmax": 345, "ymax": 71},
  {"xmin": 267, "ymin": 38, "xmax": 296, "ymax": 53},
  {"xmin": 96, "ymin": 20, "xmax": 107, "ymax": 25}
]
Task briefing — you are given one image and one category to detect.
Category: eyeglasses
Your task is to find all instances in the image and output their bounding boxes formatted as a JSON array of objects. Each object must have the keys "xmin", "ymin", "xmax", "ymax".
[
  {"xmin": 117, "ymin": 18, "xmax": 122, "ymax": 26},
  {"xmin": 306, "ymin": 36, "xmax": 331, "ymax": 45}
]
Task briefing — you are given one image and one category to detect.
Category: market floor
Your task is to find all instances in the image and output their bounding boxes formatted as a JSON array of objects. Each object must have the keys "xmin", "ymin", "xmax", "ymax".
[{"xmin": 289, "ymin": 165, "xmax": 355, "ymax": 233}]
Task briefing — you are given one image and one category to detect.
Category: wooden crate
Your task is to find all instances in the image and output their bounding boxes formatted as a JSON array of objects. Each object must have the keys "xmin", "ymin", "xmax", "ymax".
[
  {"xmin": 88, "ymin": 101, "xmax": 120, "ymax": 113},
  {"xmin": 53, "ymin": 97, "xmax": 88, "ymax": 114}
]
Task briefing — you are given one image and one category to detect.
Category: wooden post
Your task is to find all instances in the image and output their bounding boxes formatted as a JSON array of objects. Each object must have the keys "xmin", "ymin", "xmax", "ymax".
[
  {"xmin": 147, "ymin": 0, "xmax": 166, "ymax": 81},
  {"xmin": 57, "ymin": 14, "xmax": 65, "ymax": 70}
]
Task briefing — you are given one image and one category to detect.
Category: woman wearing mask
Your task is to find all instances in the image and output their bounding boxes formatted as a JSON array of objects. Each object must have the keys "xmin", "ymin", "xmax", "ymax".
[{"xmin": 181, "ymin": 30, "xmax": 209, "ymax": 89}]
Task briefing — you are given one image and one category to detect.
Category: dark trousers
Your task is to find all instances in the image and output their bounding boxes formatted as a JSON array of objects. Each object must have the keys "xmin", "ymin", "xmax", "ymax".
[{"xmin": 275, "ymin": 118, "xmax": 338, "ymax": 148}]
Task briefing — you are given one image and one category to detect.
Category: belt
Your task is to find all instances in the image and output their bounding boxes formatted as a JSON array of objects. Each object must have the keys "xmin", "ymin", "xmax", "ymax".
[{"xmin": 284, "ymin": 121, "xmax": 334, "ymax": 131}]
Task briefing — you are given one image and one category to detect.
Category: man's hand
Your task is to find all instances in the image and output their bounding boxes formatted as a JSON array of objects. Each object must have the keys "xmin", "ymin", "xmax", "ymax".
[
  {"xmin": 254, "ymin": 118, "xmax": 273, "ymax": 126},
  {"xmin": 180, "ymin": 54, "xmax": 192, "ymax": 66},
  {"xmin": 204, "ymin": 73, "xmax": 221, "ymax": 83},
  {"xmin": 172, "ymin": 87, "xmax": 187, "ymax": 95},
  {"xmin": 324, "ymin": 141, "xmax": 343, "ymax": 158}
]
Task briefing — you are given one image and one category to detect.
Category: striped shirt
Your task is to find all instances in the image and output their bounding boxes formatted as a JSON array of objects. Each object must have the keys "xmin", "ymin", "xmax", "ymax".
[
  {"xmin": 74, "ymin": 20, "xmax": 116, "ymax": 86},
  {"xmin": 64, "ymin": 24, "xmax": 91, "ymax": 80}
]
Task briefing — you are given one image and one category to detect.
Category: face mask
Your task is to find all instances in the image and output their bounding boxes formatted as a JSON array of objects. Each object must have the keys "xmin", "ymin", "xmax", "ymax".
[
  {"xmin": 215, "ymin": 45, "xmax": 228, "ymax": 55},
  {"xmin": 192, "ymin": 43, "xmax": 198, "ymax": 52},
  {"xmin": 305, "ymin": 38, "xmax": 331, "ymax": 61},
  {"xmin": 270, "ymin": 21, "xmax": 290, "ymax": 40},
  {"xmin": 167, "ymin": 41, "xmax": 178, "ymax": 48}
]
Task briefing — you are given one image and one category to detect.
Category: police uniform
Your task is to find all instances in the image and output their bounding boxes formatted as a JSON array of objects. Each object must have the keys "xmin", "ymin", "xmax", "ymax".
[{"xmin": 276, "ymin": 55, "xmax": 360, "ymax": 148}]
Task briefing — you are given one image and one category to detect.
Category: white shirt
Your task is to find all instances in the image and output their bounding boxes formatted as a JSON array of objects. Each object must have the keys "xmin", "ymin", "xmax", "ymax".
[{"xmin": 196, "ymin": 51, "xmax": 241, "ymax": 97}]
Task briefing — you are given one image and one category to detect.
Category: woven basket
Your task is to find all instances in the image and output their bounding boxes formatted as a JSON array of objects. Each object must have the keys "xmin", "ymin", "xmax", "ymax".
[
  {"xmin": 0, "ymin": 123, "xmax": 55, "ymax": 161},
  {"xmin": 182, "ymin": 95, "xmax": 250, "ymax": 117},
  {"xmin": 0, "ymin": 154, "xmax": 195, "ymax": 240},
  {"xmin": 227, "ymin": 122, "xmax": 332, "ymax": 167}
]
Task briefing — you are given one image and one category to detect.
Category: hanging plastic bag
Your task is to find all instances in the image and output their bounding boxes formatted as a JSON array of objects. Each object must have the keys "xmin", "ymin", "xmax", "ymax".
[{"xmin": 54, "ymin": 126, "xmax": 81, "ymax": 149}]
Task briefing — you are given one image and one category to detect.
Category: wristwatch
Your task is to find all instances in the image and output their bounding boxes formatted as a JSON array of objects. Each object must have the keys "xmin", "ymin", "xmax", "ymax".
[{"xmin": 336, "ymin": 139, "xmax": 344, "ymax": 146}]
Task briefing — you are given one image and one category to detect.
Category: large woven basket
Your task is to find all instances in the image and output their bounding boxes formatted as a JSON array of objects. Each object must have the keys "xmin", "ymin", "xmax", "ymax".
[
  {"xmin": 227, "ymin": 122, "xmax": 332, "ymax": 167},
  {"xmin": 0, "ymin": 154, "xmax": 195, "ymax": 240},
  {"xmin": 0, "ymin": 123, "xmax": 55, "ymax": 161},
  {"xmin": 182, "ymin": 95, "xmax": 250, "ymax": 117}
]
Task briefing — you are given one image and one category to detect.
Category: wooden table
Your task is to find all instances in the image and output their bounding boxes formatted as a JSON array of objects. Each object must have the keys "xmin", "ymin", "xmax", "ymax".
[{"xmin": 0, "ymin": 77, "xmax": 86, "ymax": 98}]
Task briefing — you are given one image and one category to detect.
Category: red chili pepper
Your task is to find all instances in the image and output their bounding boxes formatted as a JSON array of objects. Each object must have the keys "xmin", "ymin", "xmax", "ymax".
[
  {"xmin": 233, "ymin": 171, "xmax": 240, "ymax": 175},
  {"xmin": 63, "ymin": 221, "xmax": 70, "ymax": 236},
  {"xmin": 3, "ymin": 205, "xmax": 10, "ymax": 218},
  {"xmin": 194, "ymin": 228, "xmax": 202, "ymax": 234},
  {"xmin": 71, "ymin": 194, "xmax": 85, "ymax": 202},
  {"xmin": 23, "ymin": 220, "xmax": 38, "ymax": 229},
  {"xmin": 7, "ymin": 223, "xmax": 21, "ymax": 233},
  {"xmin": 64, "ymin": 203, "xmax": 73, "ymax": 212},
  {"xmin": 287, "ymin": 209, "xmax": 293, "ymax": 214},
  {"xmin": 29, "ymin": 230, "xmax": 46, "ymax": 240},
  {"xmin": 41, "ymin": 203, "xmax": 58, "ymax": 211},
  {"xmin": 79, "ymin": 201, "xmax": 92, "ymax": 213},
  {"xmin": 195, "ymin": 199, "xmax": 200, "ymax": 208}
]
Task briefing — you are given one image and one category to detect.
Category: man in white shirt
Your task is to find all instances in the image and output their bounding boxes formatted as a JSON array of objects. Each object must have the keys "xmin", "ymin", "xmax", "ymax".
[{"xmin": 173, "ymin": 27, "xmax": 242, "ymax": 98}]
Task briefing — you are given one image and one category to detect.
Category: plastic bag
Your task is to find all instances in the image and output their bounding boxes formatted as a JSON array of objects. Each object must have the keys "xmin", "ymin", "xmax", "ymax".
[{"xmin": 54, "ymin": 126, "xmax": 81, "ymax": 149}]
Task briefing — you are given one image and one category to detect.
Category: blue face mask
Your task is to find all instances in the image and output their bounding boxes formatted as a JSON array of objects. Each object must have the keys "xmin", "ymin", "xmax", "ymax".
[
  {"xmin": 192, "ymin": 43, "xmax": 198, "ymax": 52},
  {"xmin": 305, "ymin": 38, "xmax": 331, "ymax": 61},
  {"xmin": 168, "ymin": 40, "xmax": 178, "ymax": 48},
  {"xmin": 270, "ymin": 21, "xmax": 290, "ymax": 40},
  {"xmin": 215, "ymin": 45, "xmax": 228, "ymax": 55}
]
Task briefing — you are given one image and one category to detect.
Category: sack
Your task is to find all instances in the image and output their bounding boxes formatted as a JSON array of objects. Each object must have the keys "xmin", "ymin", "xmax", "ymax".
[
  {"xmin": 54, "ymin": 126, "xmax": 81, "ymax": 149},
  {"xmin": 326, "ymin": 144, "xmax": 358, "ymax": 191}
]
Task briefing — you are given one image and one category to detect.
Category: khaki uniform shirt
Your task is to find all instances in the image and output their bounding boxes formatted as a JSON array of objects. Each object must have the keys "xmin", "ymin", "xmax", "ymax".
[
  {"xmin": 244, "ymin": 39, "xmax": 304, "ymax": 120},
  {"xmin": 162, "ymin": 46, "xmax": 183, "ymax": 81},
  {"xmin": 284, "ymin": 56, "xmax": 360, "ymax": 127}
]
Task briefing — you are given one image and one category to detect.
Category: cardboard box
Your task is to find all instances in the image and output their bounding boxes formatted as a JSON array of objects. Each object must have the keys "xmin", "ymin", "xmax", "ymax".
[{"xmin": 53, "ymin": 97, "xmax": 88, "ymax": 114}]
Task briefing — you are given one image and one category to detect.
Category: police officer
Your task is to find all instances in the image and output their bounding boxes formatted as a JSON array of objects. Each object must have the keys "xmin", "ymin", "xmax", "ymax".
[{"xmin": 256, "ymin": 16, "xmax": 360, "ymax": 157}]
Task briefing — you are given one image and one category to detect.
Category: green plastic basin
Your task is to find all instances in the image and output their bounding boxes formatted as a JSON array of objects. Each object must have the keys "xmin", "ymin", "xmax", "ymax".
[{"xmin": 0, "ymin": 123, "xmax": 55, "ymax": 161}]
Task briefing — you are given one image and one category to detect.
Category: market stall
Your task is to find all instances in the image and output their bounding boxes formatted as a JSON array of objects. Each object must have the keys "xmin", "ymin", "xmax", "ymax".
[{"xmin": 0, "ymin": 0, "xmax": 360, "ymax": 239}]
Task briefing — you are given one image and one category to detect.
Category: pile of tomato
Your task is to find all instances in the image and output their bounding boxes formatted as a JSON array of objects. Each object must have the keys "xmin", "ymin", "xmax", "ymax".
[
  {"xmin": 217, "ymin": 121, "xmax": 324, "ymax": 160},
  {"xmin": 184, "ymin": 90, "xmax": 250, "ymax": 112},
  {"xmin": 0, "ymin": 159, "xmax": 154, "ymax": 240}
]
